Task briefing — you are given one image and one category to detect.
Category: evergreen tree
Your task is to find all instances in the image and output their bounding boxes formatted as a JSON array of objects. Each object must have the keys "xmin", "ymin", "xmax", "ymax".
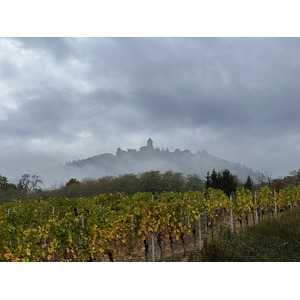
[
  {"xmin": 244, "ymin": 176, "xmax": 253, "ymax": 191},
  {"xmin": 205, "ymin": 168, "xmax": 238, "ymax": 196},
  {"xmin": 218, "ymin": 169, "xmax": 238, "ymax": 196},
  {"xmin": 210, "ymin": 168, "xmax": 219, "ymax": 189},
  {"xmin": 205, "ymin": 171, "xmax": 211, "ymax": 189}
]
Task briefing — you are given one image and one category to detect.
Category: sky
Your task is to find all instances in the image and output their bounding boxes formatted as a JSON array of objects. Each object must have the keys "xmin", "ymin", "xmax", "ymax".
[
  {"xmin": 1, "ymin": 37, "xmax": 300, "ymax": 180},
  {"xmin": 1, "ymin": 0, "xmax": 300, "ymax": 296}
]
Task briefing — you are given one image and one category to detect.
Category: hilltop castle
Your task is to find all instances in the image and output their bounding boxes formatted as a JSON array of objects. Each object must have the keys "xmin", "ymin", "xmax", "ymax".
[
  {"xmin": 65, "ymin": 138, "xmax": 257, "ymax": 183},
  {"xmin": 117, "ymin": 138, "xmax": 155, "ymax": 156}
]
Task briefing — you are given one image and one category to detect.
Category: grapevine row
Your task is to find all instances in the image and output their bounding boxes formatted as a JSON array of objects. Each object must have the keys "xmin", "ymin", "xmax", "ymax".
[{"xmin": 0, "ymin": 186, "xmax": 299, "ymax": 261}]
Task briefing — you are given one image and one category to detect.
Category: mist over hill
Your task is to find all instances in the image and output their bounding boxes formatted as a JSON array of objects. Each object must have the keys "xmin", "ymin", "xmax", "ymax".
[{"xmin": 33, "ymin": 138, "xmax": 257, "ymax": 188}]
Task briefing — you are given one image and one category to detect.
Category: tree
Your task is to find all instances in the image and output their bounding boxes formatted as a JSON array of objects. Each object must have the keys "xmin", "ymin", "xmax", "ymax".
[
  {"xmin": 185, "ymin": 174, "xmax": 205, "ymax": 191},
  {"xmin": 31, "ymin": 175, "xmax": 43, "ymax": 192},
  {"xmin": 0, "ymin": 174, "xmax": 9, "ymax": 189},
  {"xmin": 17, "ymin": 174, "xmax": 31, "ymax": 190},
  {"xmin": 218, "ymin": 169, "xmax": 238, "ymax": 196},
  {"xmin": 244, "ymin": 175, "xmax": 253, "ymax": 191},
  {"xmin": 98, "ymin": 176, "xmax": 117, "ymax": 194},
  {"xmin": 256, "ymin": 171, "xmax": 272, "ymax": 187},
  {"xmin": 114, "ymin": 173, "xmax": 140, "ymax": 194},
  {"xmin": 65, "ymin": 178, "xmax": 80, "ymax": 187},
  {"xmin": 205, "ymin": 169, "xmax": 239, "ymax": 196},
  {"xmin": 161, "ymin": 171, "xmax": 185, "ymax": 192},
  {"xmin": 139, "ymin": 170, "xmax": 163, "ymax": 194},
  {"xmin": 205, "ymin": 171, "xmax": 211, "ymax": 189},
  {"xmin": 289, "ymin": 169, "xmax": 300, "ymax": 186},
  {"xmin": 17, "ymin": 174, "xmax": 43, "ymax": 193},
  {"xmin": 210, "ymin": 168, "xmax": 219, "ymax": 189}
]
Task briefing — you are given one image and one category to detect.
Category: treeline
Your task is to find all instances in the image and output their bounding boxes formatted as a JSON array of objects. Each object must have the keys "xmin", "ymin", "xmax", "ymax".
[
  {"xmin": 0, "ymin": 168, "xmax": 252, "ymax": 202},
  {"xmin": 39, "ymin": 171, "xmax": 206, "ymax": 199},
  {"xmin": 0, "ymin": 171, "xmax": 205, "ymax": 203},
  {"xmin": 1, "ymin": 168, "xmax": 300, "ymax": 203}
]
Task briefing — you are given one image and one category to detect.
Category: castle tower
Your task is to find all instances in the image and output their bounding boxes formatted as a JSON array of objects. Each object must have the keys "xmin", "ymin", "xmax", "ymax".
[
  {"xmin": 147, "ymin": 138, "xmax": 154, "ymax": 149},
  {"xmin": 140, "ymin": 138, "xmax": 154, "ymax": 152}
]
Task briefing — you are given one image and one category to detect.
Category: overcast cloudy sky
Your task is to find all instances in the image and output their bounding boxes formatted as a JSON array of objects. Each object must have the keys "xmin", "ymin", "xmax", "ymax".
[{"xmin": 0, "ymin": 37, "xmax": 300, "ymax": 179}]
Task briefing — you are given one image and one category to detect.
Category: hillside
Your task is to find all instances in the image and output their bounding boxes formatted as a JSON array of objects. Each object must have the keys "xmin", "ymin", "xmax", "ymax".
[{"xmin": 59, "ymin": 138, "xmax": 256, "ymax": 185}]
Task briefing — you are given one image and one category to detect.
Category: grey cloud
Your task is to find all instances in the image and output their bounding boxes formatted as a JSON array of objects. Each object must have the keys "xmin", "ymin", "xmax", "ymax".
[
  {"xmin": 1, "ymin": 87, "xmax": 74, "ymax": 139},
  {"xmin": 1, "ymin": 37, "xmax": 300, "ymax": 180},
  {"xmin": 14, "ymin": 37, "xmax": 76, "ymax": 61},
  {"xmin": 0, "ymin": 56, "xmax": 21, "ymax": 79}
]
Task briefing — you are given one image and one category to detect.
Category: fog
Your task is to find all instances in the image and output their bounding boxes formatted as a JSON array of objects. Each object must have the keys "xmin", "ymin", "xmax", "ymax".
[
  {"xmin": 20, "ymin": 139, "xmax": 257, "ymax": 189},
  {"xmin": 1, "ymin": 37, "xmax": 300, "ymax": 186}
]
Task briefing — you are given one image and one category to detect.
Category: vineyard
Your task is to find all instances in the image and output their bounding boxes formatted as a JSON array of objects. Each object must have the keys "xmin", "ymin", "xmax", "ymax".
[{"xmin": 0, "ymin": 186, "xmax": 299, "ymax": 262}]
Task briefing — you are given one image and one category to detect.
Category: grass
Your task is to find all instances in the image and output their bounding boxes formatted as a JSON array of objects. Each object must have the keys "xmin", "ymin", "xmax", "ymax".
[{"xmin": 200, "ymin": 206, "xmax": 300, "ymax": 262}]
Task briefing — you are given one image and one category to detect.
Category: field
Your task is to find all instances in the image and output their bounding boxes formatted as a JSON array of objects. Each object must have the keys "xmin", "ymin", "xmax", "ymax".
[{"xmin": 0, "ymin": 186, "xmax": 299, "ymax": 262}]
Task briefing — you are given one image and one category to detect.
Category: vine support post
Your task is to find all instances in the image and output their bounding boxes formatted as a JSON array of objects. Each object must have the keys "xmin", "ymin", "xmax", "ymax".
[
  {"xmin": 199, "ymin": 198, "xmax": 202, "ymax": 251},
  {"xmin": 274, "ymin": 190, "xmax": 277, "ymax": 217},
  {"xmin": 52, "ymin": 206, "xmax": 54, "ymax": 215},
  {"xmin": 204, "ymin": 212, "xmax": 207, "ymax": 234},
  {"xmin": 152, "ymin": 194, "xmax": 155, "ymax": 262},
  {"xmin": 255, "ymin": 191, "xmax": 258, "ymax": 224},
  {"xmin": 230, "ymin": 195, "xmax": 234, "ymax": 233},
  {"xmin": 7, "ymin": 207, "xmax": 12, "ymax": 247},
  {"xmin": 82, "ymin": 215, "xmax": 85, "ymax": 231}
]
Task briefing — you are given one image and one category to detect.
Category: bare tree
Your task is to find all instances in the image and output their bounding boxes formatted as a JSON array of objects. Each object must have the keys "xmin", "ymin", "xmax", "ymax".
[
  {"xmin": 30, "ymin": 175, "xmax": 43, "ymax": 192},
  {"xmin": 18, "ymin": 174, "xmax": 43, "ymax": 193},
  {"xmin": 256, "ymin": 170, "xmax": 272, "ymax": 187},
  {"xmin": 17, "ymin": 174, "xmax": 31, "ymax": 191}
]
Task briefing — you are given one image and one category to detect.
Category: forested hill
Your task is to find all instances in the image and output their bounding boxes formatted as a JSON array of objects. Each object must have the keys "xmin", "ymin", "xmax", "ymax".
[{"xmin": 64, "ymin": 138, "xmax": 256, "ymax": 183}]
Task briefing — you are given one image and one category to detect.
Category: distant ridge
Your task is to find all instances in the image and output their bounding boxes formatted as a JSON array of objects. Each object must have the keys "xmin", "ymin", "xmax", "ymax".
[{"xmin": 64, "ymin": 138, "xmax": 257, "ymax": 183}]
